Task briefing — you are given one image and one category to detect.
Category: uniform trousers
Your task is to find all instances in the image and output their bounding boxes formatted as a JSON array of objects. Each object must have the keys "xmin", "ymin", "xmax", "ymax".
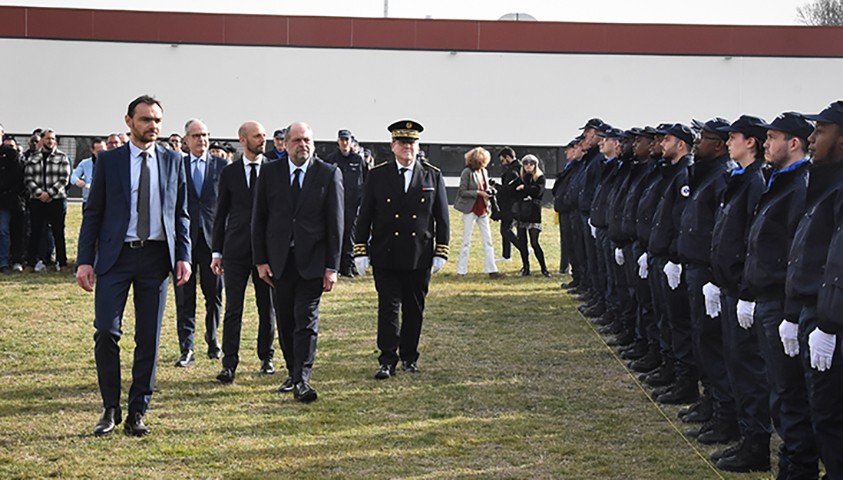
[
  {"xmin": 596, "ymin": 228, "xmax": 619, "ymax": 315},
  {"xmin": 373, "ymin": 266, "xmax": 430, "ymax": 367},
  {"xmin": 652, "ymin": 255, "xmax": 697, "ymax": 381},
  {"xmin": 648, "ymin": 254, "xmax": 674, "ymax": 361},
  {"xmin": 755, "ymin": 299, "xmax": 818, "ymax": 480},
  {"xmin": 798, "ymin": 303, "xmax": 843, "ymax": 480},
  {"xmin": 580, "ymin": 213, "xmax": 603, "ymax": 302},
  {"xmin": 339, "ymin": 199, "xmax": 360, "ymax": 274},
  {"xmin": 568, "ymin": 212, "xmax": 589, "ymax": 289},
  {"xmin": 556, "ymin": 212, "xmax": 570, "ymax": 274}
]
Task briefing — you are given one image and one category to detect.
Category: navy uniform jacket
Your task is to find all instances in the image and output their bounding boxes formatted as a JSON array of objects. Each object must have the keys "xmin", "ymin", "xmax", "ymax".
[
  {"xmin": 577, "ymin": 147, "xmax": 606, "ymax": 214},
  {"xmin": 589, "ymin": 157, "xmax": 620, "ymax": 229},
  {"xmin": 619, "ymin": 158, "xmax": 655, "ymax": 246},
  {"xmin": 77, "ymin": 143, "xmax": 191, "ymax": 274},
  {"xmin": 354, "ymin": 159, "xmax": 450, "ymax": 270},
  {"xmin": 785, "ymin": 159, "xmax": 843, "ymax": 323},
  {"xmin": 744, "ymin": 160, "xmax": 809, "ymax": 301},
  {"xmin": 606, "ymin": 158, "xmax": 637, "ymax": 245},
  {"xmin": 635, "ymin": 159, "xmax": 668, "ymax": 249},
  {"xmin": 648, "ymin": 155, "xmax": 692, "ymax": 261},
  {"xmin": 564, "ymin": 157, "xmax": 588, "ymax": 214},
  {"xmin": 552, "ymin": 161, "xmax": 577, "ymax": 213},
  {"xmin": 710, "ymin": 159, "xmax": 766, "ymax": 298},
  {"xmin": 677, "ymin": 154, "xmax": 731, "ymax": 266},
  {"xmin": 325, "ymin": 149, "xmax": 367, "ymax": 204},
  {"xmin": 185, "ymin": 154, "xmax": 228, "ymax": 249}
]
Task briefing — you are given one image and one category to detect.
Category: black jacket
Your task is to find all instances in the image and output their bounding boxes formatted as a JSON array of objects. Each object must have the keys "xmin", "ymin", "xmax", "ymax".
[
  {"xmin": 608, "ymin": 158, "xmax": 642, "ymax": 246},
  {"xmin": 325, "ymin": 149, "xmax": 367, "ymax": 204},
  {"xmin": 677, "ymin": 154, "xmax": 731, "ymax": 266},
  {"xmin": 635, "ymin": 159, "xmax": 668, "ymax": 249},
  {"xmin": 785, "ymin": 159, "xmax": 843, "ymax": 322},
  {"xmin": 566, "ymin": 157, "xmax": 589, "ymax": 216},
  {"xmin": 577, "ymin": 147, "xmax": 605, "ymax": 214},
  {"xmin": 0, "ymin": 145, "xmax": 24, "ymax": 210},
  {"xmin": 648, "ymin": 155, "xmax": 692, "ymax": 261},
  {"xmin": 620, "ymin": 158, "xmax": 655, "ymax": 246},
  {"xmin": 513, "ymin": 174, "xmax": 546, "ymax": 224},
  {"xmin": 497, "ymin": 160, "xmax": 522, "ymax": 209},
  {"xmin": 744, "ymin": 160, "xmax": 809, "ymax": 301},
  {"xmin": 552, "ymin": 161, "xmax": 577, "ymax": 213},
  {"xmin": 710, "ymin": 159, "xmax": 766, "ymax": 298},
  {"xmin": 589, "ymin": 157, "xmax": 621, "ymax": 228}
]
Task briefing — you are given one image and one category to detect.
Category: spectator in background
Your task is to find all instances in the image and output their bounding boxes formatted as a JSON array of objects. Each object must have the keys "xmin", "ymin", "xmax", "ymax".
[
  {"xmin": 167, "ymin": 133, "xmax": 182, "ymax": 152},
  {"xmin": 494, "ymin": 147, "xmax": 521, "ymax": 263},
  {"xmin": 105, "ymin": 133, "xmax": 123, "ymax": 150},
  {"xmin": 23, "ymin": 128, "xmax": 70, "ymax": 273},
  {"xmin": 71, "ymin": 137, "xmax": 106, "ymax": 208},
  {"xmin": 453, "ymin": 147, "xmax": 504, "ymax": 279},
  {"xmin": 0, "ymin": 127, "xmax": 25, "ymax": 274},
  {"xmin": 513, "ymin": 154, "xmax": 550, "ymax": 277}
]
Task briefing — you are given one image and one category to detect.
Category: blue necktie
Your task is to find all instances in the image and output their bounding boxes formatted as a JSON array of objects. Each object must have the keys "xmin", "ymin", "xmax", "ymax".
[{"xmin": 193, "ymin": 159, "xmax": 204, "ymax": 195}]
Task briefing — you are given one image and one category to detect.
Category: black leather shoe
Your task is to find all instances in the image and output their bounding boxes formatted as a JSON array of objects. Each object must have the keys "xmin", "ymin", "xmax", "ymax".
[
  {"xmin": 401, "ymin": 361, "xmax": 420, "ymax": 373},
  {"xmin": 174, "ymin": 350, "xmax": 195, "ymax": 367},
  {"xmin": 123, "ymin": 412, "xmax": 149, "ymax": 437},
  {"xmin": 208, "ymin": 349, "xmax": 222, "ymax": 360},
  {"xmin": 93, "ymin": 407, "xmax": 122, "ymax": 437},
  {"xmin": 216, "ymin": 367, "xmax": 235, "ymax": 384},
  {"xmin": 260, "ymin": 359, "xmax": 276, "ymax": 375},
  {"xmin": 374, "ymin": 364, "xmax": 396, "ymax": 380},
  {"xmin": 697, "ymin": 419, "xmax": 740, "ymax": 445},
  {"xmin": 277, "ymin": 376, "xmax": 295, "ymax": 393},
  {"xmin": 294, "ymin": 382, "xmax": 318, "ymax": 403}
]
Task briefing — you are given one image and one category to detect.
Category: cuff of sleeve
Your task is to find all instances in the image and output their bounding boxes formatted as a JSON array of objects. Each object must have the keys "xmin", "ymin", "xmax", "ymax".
[
  {"xmin": 353, "ymin": 243, "xmax": 368, "ymax": 257},
  {"xmin": 212, "ymin": 252, "xmax": 222, "ymax": 259},
  {"xmin": 818, "ymin": 320, "xmax": 841, "ymax": 335},
  {"xmin": 434, "ymin": 244, "xmax": 449, "ymax": 260}
]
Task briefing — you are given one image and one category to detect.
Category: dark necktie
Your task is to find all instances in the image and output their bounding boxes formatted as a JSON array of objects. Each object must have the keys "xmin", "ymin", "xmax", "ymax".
[
  {"xmin": 399, "ymin": 167, "xmax": 409, "ymax": 193},
  {"xmin": 249, "ymin": 163, "xmax": 258, "ymax": 201},
  {"xmin": 137, "ymin": 152, "xmax": 151, "ymax": 241},
  {"xmin": 291, "ymin": 168, "xmax": 302, "ymax": 208}
]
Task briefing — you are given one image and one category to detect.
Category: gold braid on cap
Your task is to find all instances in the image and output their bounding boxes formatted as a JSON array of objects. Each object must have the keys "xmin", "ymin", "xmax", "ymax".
[
  {"xmin": 353, "ymin": 243, "xmax": 368, "ymax": 257},
  {"xmin": 391, "ymin": 129, "xmax": 420, "ymax": 140},
  {"xmin": 434, "ymin": 244, "xmax": 449, "ymax": 260}
]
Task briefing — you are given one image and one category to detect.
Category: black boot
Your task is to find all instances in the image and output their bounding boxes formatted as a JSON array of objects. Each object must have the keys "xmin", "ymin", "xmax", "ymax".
[
  {"xmin": 715, "ymin": 434, "xmax": 771, "ymax": 472},
  {"xmin": 643, "ymin": 363, "xmax": 675, "ymax": 387},
  {"xmin": 657, "ymin": 379, "xmax": 699, "ymax": 405},
  {"xmin": 629, "ymin": 348, "xmax": 661, "ymax": 373},
  {"xmin": 620, "ymin": 341, "xmax": 648, "ymax": 360},
  {"xmin": 697, "ymin": 418, "xmax": 740, "ymax": 445},
  {"xmin": 679, "ymin": 395, "xmax": 712, "ymax": 424}
]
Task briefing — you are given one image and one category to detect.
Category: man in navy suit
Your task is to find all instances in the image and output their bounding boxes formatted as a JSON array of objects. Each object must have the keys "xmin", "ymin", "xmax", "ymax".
[
  {"xmin": 173, "ymin": 118, "xmax": 226, "ymax": 367},
  {"xmin": 252, "ymin": 122, "xmax": 343, "ymax": 403},
  {"xmin": 76, "ymin": 95, "xmax": 191, "ymax": 437},
  {"xmin": 211, "ymin": 121, "xmax": 279, "ymax": 384}
]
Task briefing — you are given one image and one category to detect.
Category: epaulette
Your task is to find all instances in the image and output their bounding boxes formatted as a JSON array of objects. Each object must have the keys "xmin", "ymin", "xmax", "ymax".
[
  {"xmin": 370, "ymin": 161, "xmax": 389, "ymax": 170},
  {"xmin": 420, "ymin": 160, "xmax": 440, "ymax": 172}
]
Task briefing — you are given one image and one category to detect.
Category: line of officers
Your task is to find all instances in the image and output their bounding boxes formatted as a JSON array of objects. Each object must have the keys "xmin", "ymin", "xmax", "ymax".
[{"xmin": 554, "ymin": 101, "xmax": 843, "ymax": 478}]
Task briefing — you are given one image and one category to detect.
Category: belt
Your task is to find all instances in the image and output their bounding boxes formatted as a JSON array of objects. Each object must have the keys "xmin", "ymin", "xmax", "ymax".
[{"xmin": 125, "ymin": 240, "xmax": 164, "ymax": 249}]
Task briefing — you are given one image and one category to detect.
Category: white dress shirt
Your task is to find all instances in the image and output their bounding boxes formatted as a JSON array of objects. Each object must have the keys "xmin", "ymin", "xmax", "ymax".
[
  {"xmin": 243, "ymin": 153, "xmax": 264, "ymax": 188},
  {"xmin": 396, "ymin": 159, "xmax": 415, "ymax": 192},
  {"xmin": 125, "ymin": 142, "xmax": 164, "ymax": 242}
]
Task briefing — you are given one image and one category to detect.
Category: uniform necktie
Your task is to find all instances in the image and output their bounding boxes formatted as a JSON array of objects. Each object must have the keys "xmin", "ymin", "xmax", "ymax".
[
  {"xmin": 291, "ymin": 168, "xmax": 302, "ymax": 207},
  {"xmin": 249, "ymin": 163, "xmax": 257, "ymax": 200},
  {"xmin": 193, "ymin": 159, "xmax": 204, "ymax": 195},
  {"xmin": 399, "ymin": 167, "xmax": 409, "ymax": 193},
  {"xmin": 137, "ymin": 151, "xmax": 150, "ymax": 241}
]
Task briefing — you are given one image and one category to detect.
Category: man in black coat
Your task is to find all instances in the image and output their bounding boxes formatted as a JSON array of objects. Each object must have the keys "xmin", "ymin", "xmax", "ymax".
[
  {"xmin": 495, "ymin": 146, "xmax": 520, "ymax": 263},
  {"xmin": 325, "ymin": 129, "xmax": 367, "ymax": 277},
  {"xmin": 211, "ymin": 121, "xmax": 279, "ymax": 384},
  {"xmin": 252, "ymin": 122, "xmax": 343, "ymax": 403},
  {"xmin": 0, "ymin": 141, "xmax": 24, "ymax": 273},
  {"xmin": 353, "ymin": 120, "xmax": 450, "ymax": 380}
]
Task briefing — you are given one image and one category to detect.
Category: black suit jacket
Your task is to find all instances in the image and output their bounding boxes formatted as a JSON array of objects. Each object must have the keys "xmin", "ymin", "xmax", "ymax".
[
  {"xmin": 252, "ymin": 156, "xmax": 343, "ymax": 280},
  {"xmin": 185, "ymin": 154, "xmax": 227, "ymax": 248},
  {"xmin": 354, "ymin": 159, "xmax": 450, "ymax": 270},
  {"xmin": 212, "ymin": 155, "xmax": 262, "ymax": 264}
]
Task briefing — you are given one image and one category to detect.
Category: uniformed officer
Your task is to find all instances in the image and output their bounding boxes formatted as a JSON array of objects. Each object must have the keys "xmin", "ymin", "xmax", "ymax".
[
  {"xmin": 353, "ymin": 120, "xmax": 450, "ymax": 379},
  {"xmin": 557, "ymin": 138, "xmax": 586, "ymax": 290},
  {"xmin": 745, "ymin": 112, "xmax": 818, "ymax": 478},
  {"xmin": 325, "ymin": 129, "xmax": 367, "ymax": 277},
  {"xmin": 709, "ymin": 115, "xmax": 770, "ymax": 467},
  {"xmin": 791, "ymin": 101, "xmax": 843, "ymax": 479}
]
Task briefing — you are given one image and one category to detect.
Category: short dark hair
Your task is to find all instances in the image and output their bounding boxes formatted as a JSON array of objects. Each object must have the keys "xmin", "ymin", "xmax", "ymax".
[
  {"xmin": 783, "ymin": 133, "xmax": 810, "ymax": 155},
  {"xmin": 91, "ymin": 137, "xmax": 104, "ymax": 145},
  {"xmin": 499, "ymin": 146, "xmax": 516, "ymax": 159},
  {"xmin": 127, "ymin": 95, "xmax": 163, "ymax": 117}
]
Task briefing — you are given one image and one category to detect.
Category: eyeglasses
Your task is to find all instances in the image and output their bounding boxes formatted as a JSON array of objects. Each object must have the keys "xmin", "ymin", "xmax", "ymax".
[{"xmin": 523, "ymin": 160, "xmax": 537, "ymax": 165}]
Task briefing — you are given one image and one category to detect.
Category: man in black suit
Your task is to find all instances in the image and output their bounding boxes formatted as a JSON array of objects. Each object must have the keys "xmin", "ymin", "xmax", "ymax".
[
  {"xmin": 76, "ymin": 95, "xmax": 191, "ymax": 437},
  {"xmin": 252, "ymin": 122, "xmax": 343, "ymax": 403},
  {"xmin": 174, "ymin": 118, "xmax": 227, "ymax": 367},
  {"xmin": 353, "ymin": 120, "xmax": 450, "ymax": 380},
  {"xmin": 211, "ymin": 121, "xmax": 280, "ymax": 384}
]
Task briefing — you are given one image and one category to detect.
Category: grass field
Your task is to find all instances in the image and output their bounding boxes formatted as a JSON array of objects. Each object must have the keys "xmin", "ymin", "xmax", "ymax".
[{"xmin": 0, "ymin": 204, "xmax": 774, "ymax": 479}]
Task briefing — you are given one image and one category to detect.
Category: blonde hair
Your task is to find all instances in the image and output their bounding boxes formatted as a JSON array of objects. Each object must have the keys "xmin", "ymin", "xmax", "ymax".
[
  {"xmin": 520, "ymin": 154, "xmax": 543, "ymax": 181},
  {"xmin": 464, "ymin": 146, "xmax": 491, "ymax": 170}
]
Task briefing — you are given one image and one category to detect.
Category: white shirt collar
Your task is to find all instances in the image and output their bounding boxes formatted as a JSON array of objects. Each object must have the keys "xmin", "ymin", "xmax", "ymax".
[{"xmin": 128, "ymin": 141, "xmax": 155, "ymax": 159}]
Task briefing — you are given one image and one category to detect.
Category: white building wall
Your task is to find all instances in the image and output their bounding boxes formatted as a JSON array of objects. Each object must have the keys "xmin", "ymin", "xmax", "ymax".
[{"xmin": 1, "ymin": 37, "xmax": 840, "ymax": 143}]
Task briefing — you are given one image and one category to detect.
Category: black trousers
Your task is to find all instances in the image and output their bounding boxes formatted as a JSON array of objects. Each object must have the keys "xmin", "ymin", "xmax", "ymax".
[
  {"xmin": 498, "ymin": 211, "xmax": 515, "ymax": 260},
  {"xmin": 272, "ymin": 250, "xmax": 323, "ymax": 383},
  {"xmin": 372, "ymin": 266, "xmax": 431, "ymax": 367},
  {"xmin": 93, "ymin": 241, "xmax": 169, "ymax": 416},
  {"xmin": 556, "ymin": 211, "xmax": 570, "ymax": 273},
  {"xmin": 27, "ymin": 199, "xmax": 66, "ymax": 266},
  {"xmin": 580, "ymin": 213, "xmax": 603, "ymax": 303},
  {"xmin": 339, "ymin": 200, "xmax": 359, "ymax": 274},
  {"xmin": 652, "ymin": 255, "xmax": 697, "ymax": 381},
  {"xmin": 174, "ymin": 232, "xmax": 222, "ymax": 355},
  {"xmin": 220, "ymin": 259, "xmax": 276, "ymax": 371},
  {"xmin": 568, "ymin": 212, "xmax": 589, "ymax": 289}
]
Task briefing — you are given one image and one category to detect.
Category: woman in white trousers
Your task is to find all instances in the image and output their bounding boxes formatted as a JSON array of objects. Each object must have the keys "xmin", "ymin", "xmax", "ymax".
[{"xmin": 453, "ymin": 147, "xmax": 505, "ymax": 278}]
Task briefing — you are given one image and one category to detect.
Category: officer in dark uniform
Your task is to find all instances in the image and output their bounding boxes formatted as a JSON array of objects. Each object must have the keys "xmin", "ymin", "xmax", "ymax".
[
  {"xmin": 325, "ymin": 129, "xmax": 367, "ymax": 277},
  {"xmin": 792, "ymin": 101, "xmax": 843, "ymax": 479},
  {"xmin": 745, "ymin": 112, "xmax": 817, "ymax": 479},
  {"xmin": 555, "ymin": 138, "xmax": 585, "ymax": 288},
  {"xmin": 353, "ymin": 120, "xmax": 450, "ymax": 380},
  {"xmin": 576, "ymin": 119, "xmax": 609, "ymax": 317},
  {"xmin": 675, "ymin": 117, "xmax": 736, "ymax": 438},
  {"xmin": 648, "ymin": 123, "xmax": 699, "ymax": 405},
  {"xmin": 565, "ymin": 137, "xmax": 592, "ymax": 296},
  {"xmin": 265, "ymin": 129, "xmax": 287, "ymax": 160}
]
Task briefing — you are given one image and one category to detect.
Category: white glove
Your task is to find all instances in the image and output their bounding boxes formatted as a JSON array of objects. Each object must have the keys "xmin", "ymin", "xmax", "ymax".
[
  {"xmin": 614, "ymin": 248, "xmax": 625, "ymax": 266},
  {"xmin": 808, "ymin": 327, "xmax": 837, "ymax": 371},
  {"xmin": 702, "ymin": 282, "xmax": 721, "ymax": 318},
  {"xmin": 778, "ymin": 320, "xmax": 800, "ymax": 357},
  {"xmin": 637, "ymin": 253, "xmax": 648, "ymax": 279},
  {"xmin": 432, "ymin": 256, "xmax": 446, "ymax": 274},
  {"xmin": 354, "ymin": 256, "xmax": 369, "ymax": 276},
  {"xmin": 663, "ymin": 261, "xmax": 682, "ymax": 290},
  {"xmin": 589, "ymin": 219, "xmax": 597, "ymax": 239},
  {"xmin": 737, "ymin": 300, "xmax": 756, "ymax": 329}
]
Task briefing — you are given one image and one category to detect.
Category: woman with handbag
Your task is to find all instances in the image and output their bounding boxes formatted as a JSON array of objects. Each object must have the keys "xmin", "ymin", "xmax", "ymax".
[
  {"xmin": 453, "ymin": 147, "xmax": 505, "ymax": 278},
  {"xmin": 513, "ymin": 154, "xmax": 550, "ymax": 277}
]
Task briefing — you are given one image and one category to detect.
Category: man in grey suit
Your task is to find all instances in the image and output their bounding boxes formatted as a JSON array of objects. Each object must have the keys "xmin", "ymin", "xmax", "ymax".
[
  {"xmin": 76, "ymin": 95, "xmax": 191, "ymax": 437},
  {"xmin": 252, "ymin": 122, "xmax": 343, "ymax": 403}
]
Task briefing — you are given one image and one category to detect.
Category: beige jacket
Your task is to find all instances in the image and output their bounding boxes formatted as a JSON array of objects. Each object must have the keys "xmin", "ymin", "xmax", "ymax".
[{"xmin": 453, "ymin": 167, "xmax": 490, "ymax": 214}]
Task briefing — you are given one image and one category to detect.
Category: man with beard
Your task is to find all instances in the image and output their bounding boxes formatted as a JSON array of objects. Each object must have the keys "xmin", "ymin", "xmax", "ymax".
[{"xmin": 71, "ymin": 137, "xmax": 106, "ymax": 209}]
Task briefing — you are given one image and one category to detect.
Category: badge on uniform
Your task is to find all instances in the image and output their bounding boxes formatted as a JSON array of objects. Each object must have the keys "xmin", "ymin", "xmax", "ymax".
[
  {"xmin": 422, "ymin": 187, "xmax": 435, "ymax": 191},
  {"xmin": 680, "ymin": 185, "xmax": 691, "ymax": 198}
]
